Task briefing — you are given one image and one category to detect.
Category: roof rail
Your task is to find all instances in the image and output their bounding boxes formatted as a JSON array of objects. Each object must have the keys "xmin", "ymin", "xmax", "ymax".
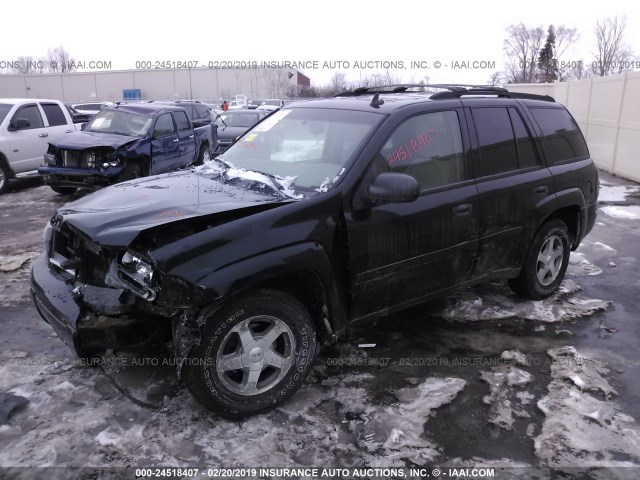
[{"xmin": 334, "ymin": 84, "xmax": 554, "ymax": 102}]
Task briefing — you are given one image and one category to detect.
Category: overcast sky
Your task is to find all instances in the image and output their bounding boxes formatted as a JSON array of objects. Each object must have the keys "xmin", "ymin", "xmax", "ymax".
[{"xmin": 2, "ymin": 0, "xmax": 638, "ymax": 87}]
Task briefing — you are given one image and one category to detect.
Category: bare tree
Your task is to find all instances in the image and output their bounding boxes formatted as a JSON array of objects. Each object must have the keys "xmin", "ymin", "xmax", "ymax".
[
  {"xmin": 46, "ymin": 47, "xmax": 76, "ymax": 73},
  {"xmin": 380, "ymin": 68, "xmax": 403, "ymax": 86},
  {"xmin": 488, "ymin": 71, "xmax": 504, "ymax": 86},
  {"xmin": 503, "ymin": 23, "xmax": 545, "ymax": 83},
  {"xmin": 329, "ymin": 72, "xmax": 348, "ymax": 94},
  {"xmin": 593, "ymin": 16, "xmax": 635, "ymax": 76},
  {"xmin": 554, "ymin": 25, "xmax": 580, "ymax": 62},
  {"xmin": 11, "ymin": 56, "xmax": 39, "ymax": 74}
]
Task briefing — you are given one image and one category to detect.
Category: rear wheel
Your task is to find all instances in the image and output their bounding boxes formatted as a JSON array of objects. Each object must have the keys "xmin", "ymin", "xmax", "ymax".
[
  {"xmin": 184, "ymin": 289, "xmax": 316, "ymax": 418},
  {"xmin": 196, "ymin": 146, "xmax": 212, "ymax": 166},
  {"xmin": 509, "ymin": 218, "xmax": 571, "ymax": 299},
  {"xmin": 50, "ymin": 186, "xmax": 77, "ymax": 195}
]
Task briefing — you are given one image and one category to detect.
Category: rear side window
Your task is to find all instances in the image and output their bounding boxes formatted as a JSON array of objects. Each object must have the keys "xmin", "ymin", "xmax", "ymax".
[
  {"xmin": 508, "ymin": 108, "xmax": 540, "ymax": 169},
  {"xmin": 380, "ymin": 110, "xmax": 465, "ymax": 190},
  {"xmin": 41, "ymin": 103, "xmax": 67, "ymax": 127},
  {"xmin": 472, "ymin": 108, "xmax": 518, "ymax": 176},
  {"xmin": 174, "ymin": 111, "xmax": 191, "ymax": 131},
  {"xmin": 530, "ymin": 107, "xmax": 589, "ymax": 163},
  {"xmin": 11, "ymin": 105, "xmax": 44, "ymax": 129}
]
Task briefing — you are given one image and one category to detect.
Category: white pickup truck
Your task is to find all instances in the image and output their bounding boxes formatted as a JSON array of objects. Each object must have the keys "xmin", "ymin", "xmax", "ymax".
[{"xmin": 0, "ymin": 98, "xmax": 81, "ymax": 194}]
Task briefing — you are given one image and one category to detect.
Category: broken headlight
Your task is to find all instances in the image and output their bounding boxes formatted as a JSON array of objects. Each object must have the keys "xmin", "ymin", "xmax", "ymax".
[{"xmin": 121, "ymin": 252, "xmax": 154, "ymax": 287}]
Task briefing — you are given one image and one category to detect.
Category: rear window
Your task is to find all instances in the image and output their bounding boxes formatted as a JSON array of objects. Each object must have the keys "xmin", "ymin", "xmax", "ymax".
[{"xmin": 530, "ymin": 107, "xmax": 589, "ymax": 163}]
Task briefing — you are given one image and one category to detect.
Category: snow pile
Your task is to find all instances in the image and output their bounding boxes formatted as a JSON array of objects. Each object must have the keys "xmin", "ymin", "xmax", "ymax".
[
  {"xmin": 441, "ymin": 280, "xmax": 610, "ymax": 323},
  {"xmin": 598, "ymin": 184, "xmax": 640, "ymax": 202},
  {"xmin": 480, "ymin": 366, "xmax": 533, "ymax": 430},
  {"xmin": 534, "ymin": 346, "xmax": 640, "ymax": 467},
  {"xmin": 567, "ymin": 252, "xmax": 603, "ymax": 276},
  {"xmin": 195, "ymin": 161, "xmax": 302, "ymax": 199},
  {"xmin": 600, "ymin": 205, "xmax": 640, "ymax": 220}
]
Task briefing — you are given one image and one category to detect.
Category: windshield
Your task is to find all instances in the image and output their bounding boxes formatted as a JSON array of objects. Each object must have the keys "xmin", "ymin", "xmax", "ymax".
[
  {"xmin": 214, "ymin": 111, "xmax": 263, "ymax": 127},
  {"xmin": 0, "ymin": 104, "xmax": 12, "ymax": 124},
  {"xmin": 205, "ymin": 108, "xmax": 383, "ymax": 194},
  {"xmin": 84, "ymin": 109, "xmax": 153, "ymax": 137}
]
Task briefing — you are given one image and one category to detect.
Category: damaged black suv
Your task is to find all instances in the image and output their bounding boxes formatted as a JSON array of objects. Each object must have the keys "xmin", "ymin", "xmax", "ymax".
[{"xmin": 31, "ymin": 85, "xmax": 598, "ymax": 418}]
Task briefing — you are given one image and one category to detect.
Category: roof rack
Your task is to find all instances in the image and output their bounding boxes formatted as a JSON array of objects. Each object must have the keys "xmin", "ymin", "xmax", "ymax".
[{"xmin": 335, "ymin": 84, "xmax": 555, "ymax": 102}]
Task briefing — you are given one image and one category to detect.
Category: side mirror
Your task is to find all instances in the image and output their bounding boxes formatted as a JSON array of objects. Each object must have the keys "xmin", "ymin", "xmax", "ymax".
[
  {"xmin": 8, "ymin": 118, "xmax": 31, "ymax": 131},
  {"xmin": 364, "ymin": 172, "xmax": 419, "ymax": 205}
]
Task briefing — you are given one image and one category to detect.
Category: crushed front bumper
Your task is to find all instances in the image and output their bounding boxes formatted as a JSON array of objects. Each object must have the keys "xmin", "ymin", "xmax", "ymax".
[{"xmin": 30, "ymin": 253, "xmax": 156, "ymax": 357}]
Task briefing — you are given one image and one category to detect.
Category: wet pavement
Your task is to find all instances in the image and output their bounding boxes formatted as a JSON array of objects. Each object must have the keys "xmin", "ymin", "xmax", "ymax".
[{"xmin": 1, "ymin": 172, "xmax": 640, "ymax": 479}]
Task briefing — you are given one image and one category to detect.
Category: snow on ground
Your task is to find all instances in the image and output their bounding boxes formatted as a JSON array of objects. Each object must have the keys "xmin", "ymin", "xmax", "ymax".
[
  {"xmin": 567, "ymin": 251, "xmax": 603, "ymax": 276},
  {"xmin": 480, "ymin": 365, "xmax": 533, "ymax": 430},
  {"xmin": 0, "ymin": 343, "xmax": 466, "ymax": 468},
  {"xmin": 598, "ymin": 184, "xmax": 640, "ymax": 202},
  {"xmin": 441, "ymin": 280, "xmax": 610, "ymax": 323},
  {"xmin": 600, "ymin": 205, "xmax": 640, "ymax": 220},
  {"xmin": 535, "ymin": 346, "xmax": 640, "ymax": 467}
]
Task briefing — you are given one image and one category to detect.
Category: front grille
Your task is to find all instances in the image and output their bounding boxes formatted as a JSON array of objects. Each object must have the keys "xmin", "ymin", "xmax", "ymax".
[
  {"xmin": 62, "ymin": 150, "xmax": 101, "ymax": 168},
  {"xmin": 50, "ymin": 224, "xmax": 111, "ymax": 287}
]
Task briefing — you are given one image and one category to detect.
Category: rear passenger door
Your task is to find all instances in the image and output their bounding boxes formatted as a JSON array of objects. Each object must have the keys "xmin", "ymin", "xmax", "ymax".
[
  {"xmin": 150, "ymin": 113, "xmax": 180, "ymax": 174},
  {"xmin": 346, "ymin": 109, "xmax": 480, "ymax": 320},
  {"xmin": 466, "ymin": 103, "xmax": 554, "ymax": 277},
  {"xmin": 174, "ymin": 110, "xmax": 197, "ymax": 166},
  {"xmin": 40, "ymin": 102, "xmax": 75, "ymax": 139}
]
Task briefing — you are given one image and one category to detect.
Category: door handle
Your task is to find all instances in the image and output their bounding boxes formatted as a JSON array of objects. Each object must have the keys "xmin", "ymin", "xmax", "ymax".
[
  {"xmin": 189, "ymin": 135, "xmax": 194, "ymax": 139},
  {"xmin": 453, "ymin": 203, "xmax": 473, "ymax": 216},
  {"xmin": 533, "ymin": 186, "xmax": 548, "ymax": 196},
  {"xmin": 65, "ymin": 129, "xmax": 73, "ymax": 133},
  {"xmin": 39, "ymin": 133, "xmax": 49, "ymax": 138},
  {"xmin": 173, "ymin": 138, "xmax": 179, "ymax": 143}
]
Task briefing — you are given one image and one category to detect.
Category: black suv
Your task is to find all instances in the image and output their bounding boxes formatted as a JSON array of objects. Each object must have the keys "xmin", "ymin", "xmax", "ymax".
[{"xmin": 31, "ymin": 85, "xmax": 598, "ymax": 418}]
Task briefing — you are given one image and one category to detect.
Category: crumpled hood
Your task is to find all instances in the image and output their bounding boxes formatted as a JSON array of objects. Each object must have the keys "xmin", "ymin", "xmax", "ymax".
[
  {"xmin": 57, "ymin": 170, "xmax": 288, "ymax": 246},
  {"xmin": 52, "ymin": 130, "xmax": 140, "ymax": 150}
]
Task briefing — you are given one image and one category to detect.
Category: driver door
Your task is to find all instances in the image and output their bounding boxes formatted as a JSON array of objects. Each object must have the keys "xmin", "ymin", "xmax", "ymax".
[{"xmin": 345, "ymin": 109, "xmax": 480, "ymax": 321}]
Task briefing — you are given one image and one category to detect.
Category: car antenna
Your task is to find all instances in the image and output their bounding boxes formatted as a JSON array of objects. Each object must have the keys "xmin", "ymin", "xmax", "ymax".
[{"xmin": 370, "ymin": 93, "xmax": 384, "ymax": 108}]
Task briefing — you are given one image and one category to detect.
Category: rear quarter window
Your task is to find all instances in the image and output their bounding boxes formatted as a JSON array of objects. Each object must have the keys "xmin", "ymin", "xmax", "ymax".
[{"xmin": 529, "ymin": 107, "xmax": 589, "ymax": 163}]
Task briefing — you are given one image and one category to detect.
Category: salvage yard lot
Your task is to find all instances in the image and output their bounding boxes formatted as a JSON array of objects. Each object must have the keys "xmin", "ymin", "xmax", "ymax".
[{"xmin": 1, "ymin": 171, "xmax": 640, "ymax": 478}]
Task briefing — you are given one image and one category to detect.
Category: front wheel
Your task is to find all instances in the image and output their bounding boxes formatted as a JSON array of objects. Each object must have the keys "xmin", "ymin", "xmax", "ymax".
[
  {"xmin": 0, "ymin": 162, "xmax": 10, "ymax": 194},
  {"xmin": 50, "ymin": 186, "xmax": 77, "ymax": 195},
  {"xmin": 509, "ymin": 218, "xmax": 571, "ymax": 300},
  {"xmin": 117, "ymin": 162, "xmax": 142, "ymax": 183},
  {"xmin": 184, "ymin": 289, "xmax": 316, "ymax": 418}
]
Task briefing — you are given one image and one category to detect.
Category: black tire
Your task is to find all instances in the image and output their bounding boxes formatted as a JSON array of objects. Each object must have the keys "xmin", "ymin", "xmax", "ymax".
[
  {"xmin": 184, "ymin": 289, "xmax": 317, "ymax": 418},
  {"xmin": 509, "ymin": 218, "xmax": 571, "ymax": 300},
  {"xmin": 0, "ymin": 161, "xmax": 10, "ymax": 194},
  {"xmin": 196, "ymin": 146, "xmax": 212, "ymax": 166},
  {"xmin": 50, "ymin": 186, "xmax": 77, "ymax": 195},
  {"xmin": 117, "ymin": 162, "xmax": 142, "ymax": 183}
]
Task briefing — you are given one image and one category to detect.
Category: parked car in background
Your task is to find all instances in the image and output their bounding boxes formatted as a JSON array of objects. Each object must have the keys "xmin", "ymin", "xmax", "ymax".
[
  {"xmin": 0, "ymin": 98, "xmax": 81, "ymax": 194},
  {"xmin": 38, "ymin": 103, "xmax": 217, "ymax": 194},
  {"xmin": 71, "ymin": 102, "xmax": 116, "ymax": 116},
  {"xmin": 214, "ymin": 109, "xmax": 270, "ymax": 152},
  {"xmin": 247, "ymin": 98, "xmax": 266, "ymax": 110},
  {"xmin": 30, "ymin": 85, "xmax": 599, "ymax": 418},
  {"xmin": 153, "ymin": 100, "xmax": 213, "ymax": 127},
  {"xmin": 64, "ymin": 104, "xmax": 92, "ymax": 124}
]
